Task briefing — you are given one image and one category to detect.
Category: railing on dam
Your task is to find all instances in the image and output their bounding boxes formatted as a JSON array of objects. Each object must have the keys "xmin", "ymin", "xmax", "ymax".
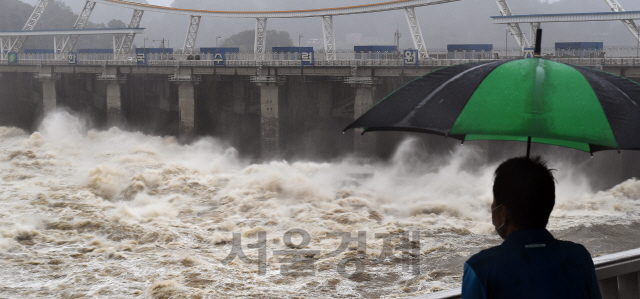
[
  {"xmin": 3, "ymin": 51, "xmax": 640, "ymax": 69},
  {"xmin": 412, "ymin": 247, "xmax": 640, "ymax": 299}
]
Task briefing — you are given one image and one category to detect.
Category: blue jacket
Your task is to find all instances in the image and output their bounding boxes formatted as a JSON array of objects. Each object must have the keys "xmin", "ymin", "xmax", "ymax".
[{"xmin": 462, "ymin": 229, "xmax": 601, "ymax": 299}]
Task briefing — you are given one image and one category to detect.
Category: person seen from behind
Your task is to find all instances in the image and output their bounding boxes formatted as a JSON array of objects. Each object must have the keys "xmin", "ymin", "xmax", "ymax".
[{"xmin": 462, "ymin": 156, "xmax": 601, "ymax": 299}]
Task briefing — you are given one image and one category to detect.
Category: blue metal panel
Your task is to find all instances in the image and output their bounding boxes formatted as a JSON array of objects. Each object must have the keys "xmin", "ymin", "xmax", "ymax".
[
  {"xmin": 354, "ymin": 45, "xmax": 397, "ymax": 52},
  {"xmin": 403, "ymin": 49, "xmax": 419, "ymax": 68},
  {"xmin": 555, "ymin": 42, "xmax": 603, "ymax": 50},
  {"xmin": 446, "ymin": 44, "xmax": 493, "ymax": 52},
  {"xmin": 67, "ymin": 52, "xmax": 77, "ymax": 65},
  {"xmin": 301, "ymin": 51, "xmax": 314, "ymax": 66},
  {"xmin": 272, "ymin": 46, "xmax": 313, "ymax": 52},
  {"xmin": 135, "ymin": 48, "xmax": 147, "ymax": 66},
  {"xmin": 446, "ymin": 44, "xmax": 494, "ymax": 59},
  {"xmin": 555, "ymin": 42, "xmax": 604, "ymax": 58}
]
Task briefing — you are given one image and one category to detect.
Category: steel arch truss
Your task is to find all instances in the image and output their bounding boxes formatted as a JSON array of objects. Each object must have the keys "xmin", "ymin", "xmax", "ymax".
[
  {"xmin": 494, "ymin": 0, "xmax": 530, "ymax": 51},
  {"xmin": 604, "ymin": 0, "xmax": 640, "ymax": 42},
  {"xmin": 8, "ymin": 0, "xmax": 51, "ymax": 56},
  {"xmin": 321, "ymin": 16, "xmax": 336, "ymax": 60},
  {"xmin": 1, "ymin": 38, "xmax": 11, "ymax": 59},
  {"xmin": 183, "ymin": 16, "xmax": 201, "ymax": 55},
  {"xmin": 404, "ymin": 7, "xmax": 429, "ymax": 59},
  {"xmin": 254, "ymin": 18, "xmax": 267, "ymax": 61},
  {"xmin": 56, "ymin": 1, "xmax": 97, "ymax": 59},
  {"xmin": 115, "ymin": 9, "xmax": 144, "ymax": 59},
  {"xmin": 54, "ymin": 35, "xmax": 65, "ymax": 55}
]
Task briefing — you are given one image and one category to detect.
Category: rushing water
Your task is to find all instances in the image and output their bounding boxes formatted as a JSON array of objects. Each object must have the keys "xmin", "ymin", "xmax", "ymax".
[{"xmin": 2, "ymin": 110, "xmax": 640, "ymax": 298}]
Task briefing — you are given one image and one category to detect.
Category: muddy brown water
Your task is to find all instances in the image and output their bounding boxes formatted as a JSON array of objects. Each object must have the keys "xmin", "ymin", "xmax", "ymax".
[{"xmin": 2, "ymin": 111, "xmax": 640, "ymax": 298}]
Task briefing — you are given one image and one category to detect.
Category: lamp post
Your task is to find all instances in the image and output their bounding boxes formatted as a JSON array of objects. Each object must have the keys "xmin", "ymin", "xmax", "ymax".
[
  {"xmin": 153, "ymin": 38, "xmax": 169, "ymax": 58},
  {"xmin": 144, "ymin": 37, "xmax": 148, "ymax": 50},
  {"xmin": 298, "ymin": 33, "xmax": 303, "ymax": 63},
  {"xmin": 298, "ymin": 33, "xmax": 303, "ymax": 50},
  {"xmin": 505, "ymin": 28, "xmax": 509, "ymax": 59},
  {"xmin": 216, "ymin": 35, "xmax": 221, "ymax": 48}
]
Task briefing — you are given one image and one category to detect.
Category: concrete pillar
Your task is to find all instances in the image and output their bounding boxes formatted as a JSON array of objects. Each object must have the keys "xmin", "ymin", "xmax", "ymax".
[
  {"xmin": 178, "ymin": 82, "xmax": 195, "ymax": 142},
  {"xmin": 318, "ymin": 83, "xmax": 333, "ymax": 119},
  {"xmin": 159, "ymin": 80, "xmax": 171, "ymax": 112},
  {"xmin": 260, "ymin": 83, "xmax": 279, "ymax": 159},
  {"xmin": 304, "ymin": 82, "xmax": 333, "ymax": 158},
  {"xmin": 106, "ymin": 81, "xmax": 123, "ymax": 127},
  {"xmin": 42, "ymin": 80, "xmax": 57, "ymax": 114},
  {"xmin": 90, "ymin": 79, "xmax": 105, "ymax": 110},
  {"xmin": 354, "ymin": 84, "xmax": 376, "ymax": 156}
]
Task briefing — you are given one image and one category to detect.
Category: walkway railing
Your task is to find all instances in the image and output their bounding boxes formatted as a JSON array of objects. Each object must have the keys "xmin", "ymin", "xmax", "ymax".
[
  {"xmin": 3, "ymin": 51, "xmax": 640, "ymax": 69},
  {"xmin": 412, "ymin": 247, "xmax": 640, "ymax": 299}
]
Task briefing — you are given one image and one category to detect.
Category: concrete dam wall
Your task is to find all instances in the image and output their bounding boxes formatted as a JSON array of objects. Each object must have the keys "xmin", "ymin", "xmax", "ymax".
[
  {"xmin": 3, "ymin": 65, "xmax": 640, "ymax": 191},
  {"xmin": 0, "ymin": 71, "xmax": 420, "ymax": 161}
]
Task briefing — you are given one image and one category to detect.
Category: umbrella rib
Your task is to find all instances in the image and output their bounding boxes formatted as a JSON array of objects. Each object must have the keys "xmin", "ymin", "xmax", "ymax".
[
  {"xmin": 396, "ymin": 62, "xmax": 500, "ymax": 127},
  {"xmin": 608, "ymin": 81, "xmax": 639, "ymax": 108},
  {"xmin": 578, "ymin": 65, "xmax": 640, "ymax": 109}
]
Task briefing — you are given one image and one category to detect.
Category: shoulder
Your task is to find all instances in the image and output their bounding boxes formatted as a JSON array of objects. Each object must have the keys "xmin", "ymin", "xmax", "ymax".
[
  {"xmin": 554, "ymin": 239, "xmax": 593, "ymax": 257},
  {"xmin": 553, "ymin": 239, "xmax": 595, "ymax": 264},
  {"xmin": 466, "ymin": 244, "xmax": 508, "ymax": 268}
]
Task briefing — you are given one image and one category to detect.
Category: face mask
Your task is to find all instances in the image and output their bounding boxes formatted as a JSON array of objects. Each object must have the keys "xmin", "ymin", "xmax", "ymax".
[{"xmin": 492, "ymin": 204, "xmax": 505, "ymax": 234}]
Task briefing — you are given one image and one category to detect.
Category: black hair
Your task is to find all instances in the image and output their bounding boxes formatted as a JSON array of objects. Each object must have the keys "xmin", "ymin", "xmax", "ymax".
[{"xmin": 493, "ymin": 156, "xmax": 556, "ymax": 229}]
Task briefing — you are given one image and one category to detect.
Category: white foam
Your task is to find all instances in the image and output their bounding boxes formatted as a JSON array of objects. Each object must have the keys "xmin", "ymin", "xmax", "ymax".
[{"xmin": 1, "ymin": 111, "xmax": 639, "ymax": 298}]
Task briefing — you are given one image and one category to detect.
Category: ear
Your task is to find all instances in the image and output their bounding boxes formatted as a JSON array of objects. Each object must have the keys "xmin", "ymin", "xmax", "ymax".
[{"xmin": 500, "ymin": 205, "xmax": 510, "ymax": 223}]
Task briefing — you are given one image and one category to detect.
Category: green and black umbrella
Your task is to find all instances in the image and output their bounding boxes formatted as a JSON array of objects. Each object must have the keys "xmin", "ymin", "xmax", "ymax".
[{"xmin": 345, "ymin": 34, "xmax": 640, "ymax": 156}]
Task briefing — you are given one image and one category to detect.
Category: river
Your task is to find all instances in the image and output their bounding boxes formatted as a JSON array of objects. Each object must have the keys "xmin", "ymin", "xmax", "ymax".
[{"xmin": 1, "ymin": 111, "xmax": 640, "ymax": 298}]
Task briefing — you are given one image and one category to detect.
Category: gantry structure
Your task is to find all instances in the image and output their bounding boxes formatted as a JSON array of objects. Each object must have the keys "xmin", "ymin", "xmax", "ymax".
[
  {"xmin": 3, "ymin": 0, "xmax": 640, "ymax": 61},
  {"xmin": 493, "ymin": 0, "xmax": 640, "ymax": 53},
  {"xmin": 1, "ymin": 0, "xmax": 460, "ymax": 61}
]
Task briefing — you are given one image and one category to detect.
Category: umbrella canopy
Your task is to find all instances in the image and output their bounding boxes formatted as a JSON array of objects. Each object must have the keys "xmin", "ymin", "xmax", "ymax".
[{"xmin": 344, "ymin": 57, "xmax": 640, "ymax": 154}]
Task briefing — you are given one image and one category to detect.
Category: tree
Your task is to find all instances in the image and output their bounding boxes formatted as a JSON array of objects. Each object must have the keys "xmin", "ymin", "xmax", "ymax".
[
  {"xmin": 0, "ymin": 0, "xmax": 33, "ymax": 31},
  {"xmin": 221, "ymin": 30, "xmax": 293, "ymax": 51},
  {"xmin": 107, "ymin": 19, "xmax": 127, "ymax": 28},
  {"xmin": 0, "ymin": 0, "xmax": 116, "ymax": 50}
]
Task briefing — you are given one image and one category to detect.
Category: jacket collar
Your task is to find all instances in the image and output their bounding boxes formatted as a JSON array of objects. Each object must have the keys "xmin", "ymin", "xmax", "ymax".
[{"xmin": 502, "ymin": 228, "xmax": 556, "ymax": 248}]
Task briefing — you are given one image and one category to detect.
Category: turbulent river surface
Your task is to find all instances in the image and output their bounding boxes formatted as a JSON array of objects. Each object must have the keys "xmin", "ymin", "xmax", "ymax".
[{"xmin": 2, "ymin": 111, "xmax": 640, "ymax": 299}]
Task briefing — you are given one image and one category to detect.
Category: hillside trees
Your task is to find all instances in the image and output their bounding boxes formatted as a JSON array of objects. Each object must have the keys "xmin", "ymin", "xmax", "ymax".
[
  {"xmin": 0, "ymin": 0, "xmax": 128, "ymax": 50},
  {"xmin": 221, "ymin": 30, "xmax": 293, "ymax": 51}
]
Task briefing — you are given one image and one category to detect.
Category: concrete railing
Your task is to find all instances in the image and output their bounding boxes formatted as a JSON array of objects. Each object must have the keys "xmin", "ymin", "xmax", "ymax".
[
  {"xmin": 594, "ymin": 248, "xmax": 640, "ymax": 299},
  {"xmin": 412, "ymin": 247, "xmax": 640, "ymax": 299}
]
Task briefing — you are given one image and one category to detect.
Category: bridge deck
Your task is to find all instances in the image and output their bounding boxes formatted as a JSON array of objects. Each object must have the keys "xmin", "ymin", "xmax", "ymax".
[
  {"xmin": 0, "ymin": 28, "xmax": 145, "ymax": 37},
  {"xmin": 492, "ymin": 11, "xmax": 640, "ymax": 24}
]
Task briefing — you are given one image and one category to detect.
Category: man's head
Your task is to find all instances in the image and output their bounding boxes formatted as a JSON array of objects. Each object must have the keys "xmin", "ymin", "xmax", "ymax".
[{"xmin": 492, "ymin": 156, "xmax": 556, "ymax": 235}]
